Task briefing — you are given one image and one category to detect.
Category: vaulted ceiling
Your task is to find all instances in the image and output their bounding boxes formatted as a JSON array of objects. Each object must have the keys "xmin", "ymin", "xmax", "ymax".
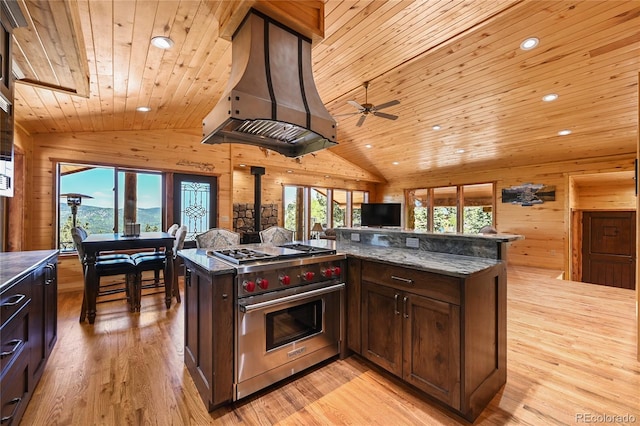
[{"xmin": 10, "ymin": 0, "xmax": 640, "ymax": 182}]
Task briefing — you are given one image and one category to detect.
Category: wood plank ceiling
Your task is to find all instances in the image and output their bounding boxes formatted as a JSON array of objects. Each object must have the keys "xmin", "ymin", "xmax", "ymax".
[{"xmin": 10, "ymin": 0, "xmax": 640, "ymax": 183}]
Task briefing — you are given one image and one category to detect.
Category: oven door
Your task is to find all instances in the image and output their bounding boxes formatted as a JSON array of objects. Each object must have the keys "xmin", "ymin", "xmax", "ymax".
[{"xmin": 235, "ymin": 281, "xmax": 344, "ymax": 400}]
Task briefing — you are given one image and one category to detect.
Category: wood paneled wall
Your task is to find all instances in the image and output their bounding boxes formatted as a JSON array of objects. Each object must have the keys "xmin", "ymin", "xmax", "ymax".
[
  {"xmin": 20, "ymin": 129, "xmax": 378, "ymax": 292},
  {"xmin": 381, "ymin": 154, "xmax": 636, "ymax": 272}
]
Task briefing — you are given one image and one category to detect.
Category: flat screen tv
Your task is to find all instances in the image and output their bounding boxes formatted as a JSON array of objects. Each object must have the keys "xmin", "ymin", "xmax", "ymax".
[{"xmin": 361, "ymin": 203, "xmax": 401, "ymax": 227}]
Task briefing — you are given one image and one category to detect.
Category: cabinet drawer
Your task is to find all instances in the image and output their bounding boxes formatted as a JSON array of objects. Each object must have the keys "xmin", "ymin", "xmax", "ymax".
[
  {"xmin": 1, "ymin": 275, "xmax": 32, "ymax": 327},
  {"xmin": 0, "ymin": 305, "xmax": 29, "ymax": 376},
  {"xmin": 0, "ymin": 350, "xmax": 30, "ymax": 426},
  {"xmin": 361, "ymin": 261, "xmax": 461, "ymax": 305}
]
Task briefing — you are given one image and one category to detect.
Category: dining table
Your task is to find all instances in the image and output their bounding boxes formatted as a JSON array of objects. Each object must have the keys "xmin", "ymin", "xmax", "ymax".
[{"xmin": 81, "ymin": 231, "xmax": 175, "ymax": 324}]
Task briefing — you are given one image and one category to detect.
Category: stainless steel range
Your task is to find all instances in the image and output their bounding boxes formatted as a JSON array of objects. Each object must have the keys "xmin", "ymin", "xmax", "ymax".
[{"xmin": 207, "ymin": 242, "xmax": 346, "ymax": 400}]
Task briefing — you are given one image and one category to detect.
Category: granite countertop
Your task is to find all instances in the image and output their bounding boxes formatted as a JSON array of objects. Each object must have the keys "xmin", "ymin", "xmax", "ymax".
[
  {"xmin": 0, "ymin": 250, "xmax": 59, "ymax": 291},
  {"xmin": 335, "ymin": 227, "xmax": 524, "ymax": 243},
  {"xmin": 178, "ymin": 248, "xmax": 237, "ymax": 275},
  {"xmin": 336, "ymin": 242, "xmax": 501, "ymax": 278}
]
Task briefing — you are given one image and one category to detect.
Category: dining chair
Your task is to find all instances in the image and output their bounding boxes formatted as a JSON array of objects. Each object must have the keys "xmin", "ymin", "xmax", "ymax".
[
  {"xmin": 195, "ymin": 228, "xmax": 240, "ymax": 249},
  {"xmin": 71, "ymin": 227, "xmax": 137, "ymax": 321},
  {"xmin": 132, "ymin": 225, "xmax": 188, "ymax": 310},
  {"xmin": 130, "ymin": 223, "xmax": 179, "ymax": 284},
  {"xmin": 259, "ymin": 226, "xmax": 294, "ymax": 245}
]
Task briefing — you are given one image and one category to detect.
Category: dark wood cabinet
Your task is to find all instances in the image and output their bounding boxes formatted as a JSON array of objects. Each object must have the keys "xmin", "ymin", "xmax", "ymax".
[
  {"xmin": 1, "ymin": 251, "xmax": 57, "ymax": 426},
  {"xmin": 30, "ymin": 261, "xmax": 58, "ymax": 384},
  {"xmin": 183, "ymin": 259, "xmax": 233, "ymax": 410},
  {"xmin": 353, "ymin": 259, "xmax": 505, "ymax": 421}
]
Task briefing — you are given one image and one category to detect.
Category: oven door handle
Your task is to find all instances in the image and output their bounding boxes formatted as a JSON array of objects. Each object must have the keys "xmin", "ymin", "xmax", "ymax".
[{"xmin": 239, "ymin": 283, "xmax": 345, "ymax": 313}]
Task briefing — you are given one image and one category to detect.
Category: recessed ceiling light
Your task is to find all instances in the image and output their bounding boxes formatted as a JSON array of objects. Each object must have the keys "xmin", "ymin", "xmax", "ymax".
[
  {"xmin": 558, "ymin": 129, "xmax": 572, "ymax": 136},
  {"xmin": 239, "ymin": 164, "xmax": 246, "ymax": 167},
  {"xmin": 432, "ymin": 125, "xmax": 441, "ymax": 131},
  {"xmin": 151, "ymin": 36, "xmax": 174, "ymax": 49},
  {"xmin": 287, "ymin": 170, "xmax": 293, "ymax": 173},
  {"xmin": 365, "ymin": 144, "xmax": 372, "ymax": 148},
  {"xmin": 136, "ymin": 106, "xmax": 151, "ymax": 112},
  {"xmin": 520, "ymin": 37, "xmax": 539, "ymax": 50},
  {"xmin": 542, "ymin": 93, "xmax": 558, "ymax": 102},
  {"xmin": 392, "ymin": 161, "xmax": 399, "ymax": 165},
  {"xmin": 455, "ymin": 149, "xmax": 465, "ymax": 154}
]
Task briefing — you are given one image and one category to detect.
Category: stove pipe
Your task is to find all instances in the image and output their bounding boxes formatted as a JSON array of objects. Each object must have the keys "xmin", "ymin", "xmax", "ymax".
[{"xmin": 251, "ymin": 166, "xmax": 265, "ymax": 232}]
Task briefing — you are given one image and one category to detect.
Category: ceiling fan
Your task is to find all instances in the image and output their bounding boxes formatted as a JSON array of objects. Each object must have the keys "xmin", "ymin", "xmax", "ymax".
[{"xmin": 337, "ymin": 81, "xmax": 400, "ymax": 127}]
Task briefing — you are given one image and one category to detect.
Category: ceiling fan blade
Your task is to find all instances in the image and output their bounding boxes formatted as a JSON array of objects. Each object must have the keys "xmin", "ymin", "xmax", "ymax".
[
  {"xmin": 347, "ymin": 100, "xmax": 365, "ymax": 111},
  {"xmin": 373, "ymin": 99, "xmax": 400, "ymax": 110},
  {"xmin": 373, "ymin": 111, "xmax": 398, "ymax": 120},
  {"xmin": 356, "ymin": 114, "xmax": 367, "ymax": 127}
]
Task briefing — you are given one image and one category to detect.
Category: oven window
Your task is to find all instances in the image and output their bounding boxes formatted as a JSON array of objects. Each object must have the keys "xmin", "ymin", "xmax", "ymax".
[{"xmin": 265, "ymin": 300, "xmax": 323, "ymax": 351}]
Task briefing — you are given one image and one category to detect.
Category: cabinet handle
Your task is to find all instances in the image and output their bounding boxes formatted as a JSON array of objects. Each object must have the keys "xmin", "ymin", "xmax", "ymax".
[
  {"xmin": 403, "ymin": 296, "xmax": 409, "ymax": 319},
  {"xmin": 1, "ymin": 294, "xmax": 26, "ymax": 308},
  {"xmin": 185, "ymin": 268, "xmax": 191, "ymax": 287},
  {"xmin": 394, "ymin": 294, "xmax": 400, "ymax": 315},
  {"xmin": 0, "ymin": 397, "xmax": 22, "ymax": 424},
  {"xmin": 45, "ymin": 263, "xmax": 56, "ymax": 285},
  {"xmin": 0, "ymin": 339, "xmax": 23, "ymax": 358},
  {"xmin": 391, "ymin": 275, "xmax": 413, "ymax": 285}
]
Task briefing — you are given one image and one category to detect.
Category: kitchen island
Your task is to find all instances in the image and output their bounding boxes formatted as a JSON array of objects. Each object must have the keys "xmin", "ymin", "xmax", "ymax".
[{"xmin": 179, "ymin": 229, "xmax": 520, "ymax": 421}]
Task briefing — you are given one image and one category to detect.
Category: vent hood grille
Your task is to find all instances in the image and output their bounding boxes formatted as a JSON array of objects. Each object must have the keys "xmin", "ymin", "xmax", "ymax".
[{"xmin": 201, "ymin": 10, "xmax": 337, "ymax": 157}]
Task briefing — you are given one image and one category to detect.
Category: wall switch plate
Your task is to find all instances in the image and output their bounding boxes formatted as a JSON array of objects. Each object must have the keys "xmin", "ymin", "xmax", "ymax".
[
  {"xmin": 406, "ymin": 237, "xmax": 419, "ymax": 248},
  {"xmin": 351, "ymin": 233, "xmax": 360, "ymax": 242}
]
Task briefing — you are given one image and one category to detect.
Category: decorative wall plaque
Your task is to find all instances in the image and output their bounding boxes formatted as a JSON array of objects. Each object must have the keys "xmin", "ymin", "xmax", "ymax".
[{"xmin": 502, "ymin": 183, "xmax": 555, "ymax": 206}]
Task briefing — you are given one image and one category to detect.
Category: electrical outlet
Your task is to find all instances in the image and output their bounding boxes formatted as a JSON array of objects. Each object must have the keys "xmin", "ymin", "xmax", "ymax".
[
  {"xmin": 351, "ymin": 233, "xmax": 360, "ymax": 242},
  {"xmin": 406, "ymin": 237, "xmax": 419, "ymax": 248}
]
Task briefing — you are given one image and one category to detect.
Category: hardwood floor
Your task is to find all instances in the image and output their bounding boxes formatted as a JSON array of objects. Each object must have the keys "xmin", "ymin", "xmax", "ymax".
[{"xmin": 21, "ymin": 266, "xmax": 639, "ymax": 425}]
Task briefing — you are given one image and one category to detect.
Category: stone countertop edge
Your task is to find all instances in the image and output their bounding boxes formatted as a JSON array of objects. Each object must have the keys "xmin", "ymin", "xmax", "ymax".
[
  {"xmin": 0, "ymin": 250, "xmax": 60, "ymax": 291},
  {"xmin": 337, "ymin": 243, "xmax": 502, "ymax": 278}
]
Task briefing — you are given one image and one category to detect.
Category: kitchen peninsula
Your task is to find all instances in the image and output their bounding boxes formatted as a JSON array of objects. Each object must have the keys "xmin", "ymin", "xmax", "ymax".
[{"xmin": 179, "ymin": 229, "xmax": 522, "ymax": 421}]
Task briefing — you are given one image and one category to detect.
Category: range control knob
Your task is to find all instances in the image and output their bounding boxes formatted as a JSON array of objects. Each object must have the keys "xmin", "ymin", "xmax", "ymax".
[
  {"xmin": 303, "ymin": 271, "xmax": 315, "ymax": 281},
  {"xmin": 332, "ymin": 266, "xmax": 341, "ymax": 277},
  {"xmin": 322, "ymin": 268, "xmax": 333, "ymax": 278},
  {"xmin": 279, "ymin": 275, "xmax": 291, "ymax": 286},
  {"xmin": 257, "ymin": 278, "xmax": 269, "ymax": 290},
  {"xmin": 243, "ymin": 280, "xmax": 256, "ymax": 292}
]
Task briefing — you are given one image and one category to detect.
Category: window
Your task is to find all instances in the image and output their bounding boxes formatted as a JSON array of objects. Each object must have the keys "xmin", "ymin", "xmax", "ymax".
[
  {"xmin": 284, "ymin": 186, "xmax": 369, "ymax": 239},
  {"xmin": 406, "ymin": 182, "xmax": 495, "ymax": 233},
  {"xmin": 462, "ymin": 183, "xmax": 494, "ymax": 233},
  {"xmin": 433, "ymin": 186, "xmax": 457, "ymax": 233},
  {"xmin": 58, "ymin": 163, "xmax": 164, "ymax": 252}
]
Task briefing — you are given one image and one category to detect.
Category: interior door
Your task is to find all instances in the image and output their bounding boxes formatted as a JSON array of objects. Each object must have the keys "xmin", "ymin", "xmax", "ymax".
[
  {"xmin": 582, "ymin": 211, "xmax": 636, "ymax": 289},
  {"xmin": 173, "ymin": 174, "xmax": 217, "ymax": 248}
]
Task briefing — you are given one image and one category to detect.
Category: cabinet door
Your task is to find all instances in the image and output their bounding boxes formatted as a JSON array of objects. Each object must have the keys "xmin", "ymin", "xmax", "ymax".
[
  {"xmin": 29, "ymin": 265, "xmax": 46, "ymax": 384},
  {"xmin": 184, "ymin": 264, "xmax": 214, "ymax": 406},
  {"xmin": 403, "ymin": 293, "xmax": 461, "ymax": 409},
  {"xmin": 346, "ymin": 258, "xmax": 361, "ymax": 353},
  {"xmin": 361, "ymin": 281, "xmax": 402, "ymax": 376},
  {"xmin": 43, "ymin": 262, "xmax": 58, "ymax": 358}
]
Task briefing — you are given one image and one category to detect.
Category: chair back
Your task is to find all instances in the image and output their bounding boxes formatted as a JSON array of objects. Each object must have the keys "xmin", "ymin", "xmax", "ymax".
[
  {"xmin": 167, "ymin": 223, "xmax": 179, "ymax": 236},
  {"xmin": 195, "ymin": 228, "xmax": 240, "ymax": 249},
  {"xmin": 71, "ymin": 226, "xmax": 87, "ymax": 264},
  {"xmin": 259, "ymin": 226, "xmax": 294, "ymax": 245},
  {"xmin": 173, "ymin": 225, "xmax": 188, "ymax": 257}
]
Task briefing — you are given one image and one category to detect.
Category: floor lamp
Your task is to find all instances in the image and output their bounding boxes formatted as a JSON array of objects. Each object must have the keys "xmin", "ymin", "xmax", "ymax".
[
  {"xmin": 61, "ymin": 193, "xmax": 93, "ymax": 227},
  {"xmin": 311, "ymin": 222, "xmax": 324, "ymax": 239}
]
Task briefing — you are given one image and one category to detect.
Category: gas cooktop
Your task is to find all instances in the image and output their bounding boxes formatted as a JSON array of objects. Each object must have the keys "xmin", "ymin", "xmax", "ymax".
[{"xmin": 207, "ymin": 243, "xmax": 336, "ymax": 264}]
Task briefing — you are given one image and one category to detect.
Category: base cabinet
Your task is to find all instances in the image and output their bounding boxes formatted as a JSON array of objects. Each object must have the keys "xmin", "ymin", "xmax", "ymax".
[
  {"xmin": 353, "ymin": 260, "xmax": 505, "ymax": 422},
  {"xmin": 183, "ymin": 260, "xmax": 233, "ymax": 410},
  {"xmin": 1, "ymin": 251, "xmax": 58, "ymax": 426}
]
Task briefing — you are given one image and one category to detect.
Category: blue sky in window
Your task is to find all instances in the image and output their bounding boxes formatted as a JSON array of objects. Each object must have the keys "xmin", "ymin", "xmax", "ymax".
[{"xmin": 61, "ymin": 167, "xmax": 161, "ymax": 209}]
